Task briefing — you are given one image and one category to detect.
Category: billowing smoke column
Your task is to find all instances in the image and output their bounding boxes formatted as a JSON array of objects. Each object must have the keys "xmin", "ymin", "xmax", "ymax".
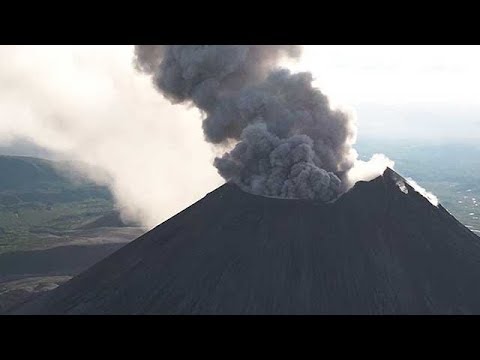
[{"xmin": 134, "ymin": 45, "xmax": 357, "ymax": 201}]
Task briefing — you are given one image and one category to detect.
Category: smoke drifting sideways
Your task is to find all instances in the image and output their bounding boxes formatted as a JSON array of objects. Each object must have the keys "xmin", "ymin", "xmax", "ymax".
[
  {"xmin": 134, "ymin": 45, "xmax": 390, "ymax": 201},
  {"xmin": 0, "ymin": 45, "xmax": 223, "ymax": 228}
]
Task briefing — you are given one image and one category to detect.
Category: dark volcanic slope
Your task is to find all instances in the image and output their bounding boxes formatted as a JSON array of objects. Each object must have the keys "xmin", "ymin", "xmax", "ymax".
[{"xmin": 13, "ymin": 169, "xmax": 480, "ymax": 314}]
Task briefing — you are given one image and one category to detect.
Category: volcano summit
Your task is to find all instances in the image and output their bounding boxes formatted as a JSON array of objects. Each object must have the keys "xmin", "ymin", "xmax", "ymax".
[{"xmin": 13, "ymin": 168, "xmax": 480, "ymax": 315}]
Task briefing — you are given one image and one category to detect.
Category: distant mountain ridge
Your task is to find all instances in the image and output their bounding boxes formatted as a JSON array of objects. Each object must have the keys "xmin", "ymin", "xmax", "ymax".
[
  {"xmin": 0, "ymin": 156, "xmax": 65, "ymax": 190},
  {"xmin": 0, "ymin": 155, "xmax": 112, "ymax": 204},
  {"xmin": 0, "ymin": 155, "xmax": 118, "ymax": 254}
]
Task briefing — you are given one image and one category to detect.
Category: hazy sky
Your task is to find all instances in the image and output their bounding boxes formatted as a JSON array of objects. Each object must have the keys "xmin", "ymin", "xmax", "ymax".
[
  {"xmin": 297, "ymin": 46, "xmax": 480, "ymax": 106},
  {"xmin": 2, "ymin": 45, "xmax": 479, "ymax": 147},
  {"xmin": 293, "ymin": 45, "xmax": 480, "ymax": 141}
]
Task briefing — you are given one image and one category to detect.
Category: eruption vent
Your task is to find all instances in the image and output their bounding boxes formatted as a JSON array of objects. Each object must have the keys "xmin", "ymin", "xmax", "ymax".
[{"xmin": 134, "ymin": 45, "xmax": 359, "ymax": 201}]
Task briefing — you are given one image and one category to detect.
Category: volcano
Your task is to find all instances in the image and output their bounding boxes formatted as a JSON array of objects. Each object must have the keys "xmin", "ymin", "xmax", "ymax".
[{"xmin": 12, "ymin": 168, "xmax": 480, "ymax": 314}]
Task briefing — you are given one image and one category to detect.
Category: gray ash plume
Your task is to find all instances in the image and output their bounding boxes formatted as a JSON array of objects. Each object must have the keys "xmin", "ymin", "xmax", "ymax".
[{"xmin": 134, "ymin": 45, "xmax": 357, "ymax": 201}]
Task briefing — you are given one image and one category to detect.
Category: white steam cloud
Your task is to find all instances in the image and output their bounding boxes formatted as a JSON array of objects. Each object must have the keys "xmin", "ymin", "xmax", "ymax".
[
  {"xmin": 346, "ymin": 153, "xmax": 395, "ymax": 188},
  {"xmin": 0, "ymin": 45, "xmax": 222, "ymax": 228}
]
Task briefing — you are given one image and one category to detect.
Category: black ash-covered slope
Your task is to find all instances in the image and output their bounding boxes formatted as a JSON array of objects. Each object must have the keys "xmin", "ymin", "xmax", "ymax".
[{"xmin": 13, "ymin": 168, "xmax": 480, "ymax": 314}]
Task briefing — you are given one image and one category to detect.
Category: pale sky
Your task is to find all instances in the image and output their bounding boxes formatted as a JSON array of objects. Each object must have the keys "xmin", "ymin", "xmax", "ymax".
[
  {"xmin": 297, "ymin": 45, "xmax": 480, "ymax": 106},
  {"xmin": 3, "ymin": 45, "xmax": 479, "ymax": 143},
  {"xmin": 294, "ymin": 45, "xmax": 480, "ymax": 141}
]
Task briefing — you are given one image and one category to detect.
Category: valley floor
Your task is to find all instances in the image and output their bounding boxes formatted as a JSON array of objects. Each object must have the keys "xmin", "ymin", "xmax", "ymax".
[{"xmin": 0, "ymin": 226, "xmax": 145, "ymax": 313}]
